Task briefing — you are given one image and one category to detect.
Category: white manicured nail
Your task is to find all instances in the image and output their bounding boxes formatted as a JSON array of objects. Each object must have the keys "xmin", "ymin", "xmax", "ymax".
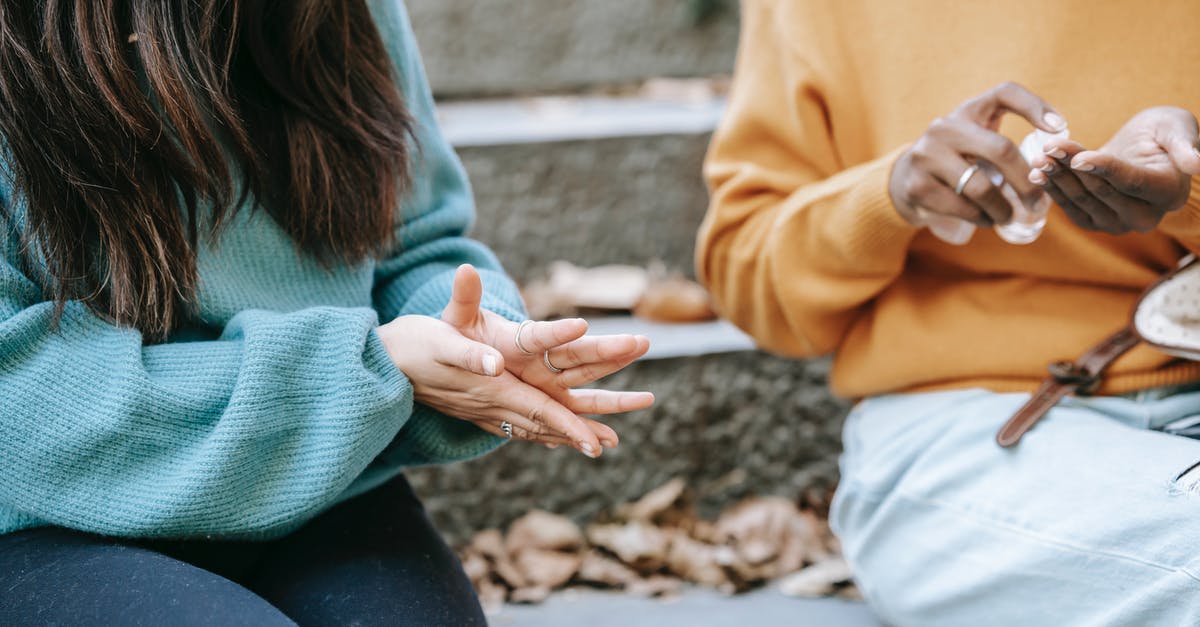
[
  {"xmin": 580, "ymin": 443, "xmax": 598, "ymax": 458},
  {"xmin": 1043, "ymin": 112, "xmax": 1067, "ymax": 132},
  {"xmin": 482, "ymin": 354, "xmax": 498, "ymax": 376}
]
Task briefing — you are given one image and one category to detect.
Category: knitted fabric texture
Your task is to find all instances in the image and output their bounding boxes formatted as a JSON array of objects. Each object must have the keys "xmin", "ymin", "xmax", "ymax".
[{"xmin": 0, "ymin": 0, "xmax": 523, "ymax": 540}]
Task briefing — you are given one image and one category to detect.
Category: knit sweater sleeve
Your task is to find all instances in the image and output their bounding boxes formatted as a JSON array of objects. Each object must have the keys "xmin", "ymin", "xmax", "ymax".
[
  {"xmin": 1157, "ymin": 176, "xmax": 1200, "ymax": 255},
  {"xmin": 364, "ymin": 0, "xmax": 526, "ymax": 468},
  {"xmin": 696, "ymin": 0, "xmax": 920, "ymax": 359},
  {"xmin": 0, "ymin": 220, "xmax": 413, "ymax": 539}
]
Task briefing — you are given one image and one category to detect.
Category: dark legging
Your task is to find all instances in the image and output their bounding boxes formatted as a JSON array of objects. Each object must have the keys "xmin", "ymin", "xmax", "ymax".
[{"xmin": 0, "ymin": 475, "xmax": 485, "ymax": 626}]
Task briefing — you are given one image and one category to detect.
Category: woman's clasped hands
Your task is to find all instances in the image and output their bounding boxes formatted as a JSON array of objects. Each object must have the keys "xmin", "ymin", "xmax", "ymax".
[{"xmin": 377, "ymin": 264, "xmax": 654, "ymax": 459}]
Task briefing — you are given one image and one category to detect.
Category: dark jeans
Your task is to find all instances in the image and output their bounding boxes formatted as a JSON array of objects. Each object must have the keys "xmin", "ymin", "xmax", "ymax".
[{"xmin": 0, "ymin": 475, "xmax": 485, "ymax": 626}]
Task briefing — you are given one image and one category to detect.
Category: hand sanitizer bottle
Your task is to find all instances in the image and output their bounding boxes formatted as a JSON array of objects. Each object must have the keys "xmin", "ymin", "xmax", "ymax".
[
  {"xmin": 923, "ymin": 127, "xmax": 1068, "ymax": 246},
  {"xmin": 989, "ymin": 128, "xmax": 1068, "ymax": 244}
]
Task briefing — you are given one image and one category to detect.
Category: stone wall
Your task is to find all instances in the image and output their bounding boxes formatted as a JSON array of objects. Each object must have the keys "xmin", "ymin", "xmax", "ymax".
[
  {"xmin": 407, "ymin": 0, "xmax": 740, "ymax": 97},
  {"xmin": 459, "ymin": 133, "xmax": 713, "ymax": 282}
]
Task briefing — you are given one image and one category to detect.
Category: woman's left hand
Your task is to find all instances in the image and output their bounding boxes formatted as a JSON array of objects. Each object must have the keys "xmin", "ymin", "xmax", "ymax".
[
  {"xmin": 440, "ymin": 264, "xmax": 655, "ymax": 445},
  {"xmin": 1029, "ymin": 106, "xmax": 1200, "ymax": 234}
]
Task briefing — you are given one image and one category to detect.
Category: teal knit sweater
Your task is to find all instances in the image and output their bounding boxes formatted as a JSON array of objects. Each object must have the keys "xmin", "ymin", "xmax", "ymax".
[{"xmin": 0, "ymin": 0, "xmax": 522, "ymax": 540}]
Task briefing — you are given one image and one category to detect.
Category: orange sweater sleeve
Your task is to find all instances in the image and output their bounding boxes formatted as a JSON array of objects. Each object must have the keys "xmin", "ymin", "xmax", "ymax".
[
  {"xmin": 696, "ymin": 0, "xmax": 920, "ymax": 358},
  {"xmin": 1157, "ymin": 176, "xmax": 1200, "ymax": 255}
]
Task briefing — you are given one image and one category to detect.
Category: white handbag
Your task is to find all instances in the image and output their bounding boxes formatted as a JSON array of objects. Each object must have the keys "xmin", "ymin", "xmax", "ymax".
[{"xmin": 1134, "ymin": 255, "xmax": 1200, "ymax": 361}]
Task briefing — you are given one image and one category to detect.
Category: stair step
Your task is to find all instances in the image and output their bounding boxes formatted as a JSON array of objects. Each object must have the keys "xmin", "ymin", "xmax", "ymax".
[
  {"xmin": 439, "ymin": 95, "xmax": 726, "ymax": 148},
  {"xmin": 407, "ymin": 0, "xmax": 738, "ymax": 97},
  {"xmin": 583, "ymin": 316, "xmax": 755, "ymax": 361}
]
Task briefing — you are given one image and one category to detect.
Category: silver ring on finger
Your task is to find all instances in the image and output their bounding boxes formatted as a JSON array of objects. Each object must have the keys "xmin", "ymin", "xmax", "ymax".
[
  {"xmin": 543, "ymin": 350, "xmax": 564, "ymax": 374},
  {"xmin": 500, "ymin": 421, "xmax": 514, "ymax": 439},
  {"xmin": 954, "ymin": 163, "xmax": 981, "ymax": 196},
  {"xmin": 514, "ymin": 320, "xmax": 536, "ymax": 355}
]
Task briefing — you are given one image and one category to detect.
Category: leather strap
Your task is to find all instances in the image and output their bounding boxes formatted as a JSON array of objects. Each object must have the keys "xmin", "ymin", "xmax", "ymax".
[{"xmin": 996, "ymin": 326, "xmax": 1141, "ymax": 448}]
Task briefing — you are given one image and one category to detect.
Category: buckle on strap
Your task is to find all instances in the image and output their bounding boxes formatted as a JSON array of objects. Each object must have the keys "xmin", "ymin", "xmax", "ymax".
[{"xmin": 1047, "ymin": 361, "xmax": 1101, "ymax": 395}]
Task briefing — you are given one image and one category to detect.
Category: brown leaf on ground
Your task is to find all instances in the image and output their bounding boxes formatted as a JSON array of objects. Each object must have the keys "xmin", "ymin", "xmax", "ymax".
[
  {"xmin": 664, "ymin": 530, "xmax": 729, "ymax": 588},
  {"xmin": 469, "ymin": 528, "xmax": 506, "ymax": 560},
  {"xmin": 460, "ymin": 549, "xmax": 490, "ymax": 584},
  {"xmin": 509, "ymin": 585, "xmax": 553, "ymax": 605},
  {"xmin": 513, "ymin": 548, "xmax": 583, "ymax": 589},
  {"xmin": 506, "ymin": 509, "xmax": 585, "ymax": 553},
  {"xmin": 475, "ymin": 577, "xmax": 508, "ymax": 615},
  {"xmin": 457, "ymin": 480, "xmax": 856, "ymax": 608},
  {"xmin": 715, "ymin": 497, "xmax": 825, "ymax": 582},
  {"xmin": 467, "ymin": 529, "xmax": 528, "ymax": 589},
  {"xmin": 523, "ymin": 261, "xmax": 649, "ymax": 318},
  {"xmin": 616, "ymin": 477, "xmax": 687, "ymax": 523},
  {"xmin": 586, "ymin": 522, "xmax": 670, "ymax": 574},
  {"xmin": 627, "ymin": 575, "xmax": 685, "ymax": 598},
  {"xmin": 778, "ymin": 558, "xmax": 854, "ymax": 598},
  {"xmin": 836, "ymin": 584, "xmax": 865, "ymax": 602},
  {"xmin": 575, "ymin": 550, "xmax": 642, "ymax": 587},
  {"xmin": 633, "ymin": 278, "xmax": 717, "ymax": 323}
]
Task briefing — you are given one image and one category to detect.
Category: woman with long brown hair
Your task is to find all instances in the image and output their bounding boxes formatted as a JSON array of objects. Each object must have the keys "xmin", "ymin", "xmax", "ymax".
[{"xmin": 0, "ymin": 1, "xmax": 652, "ymax": 623}]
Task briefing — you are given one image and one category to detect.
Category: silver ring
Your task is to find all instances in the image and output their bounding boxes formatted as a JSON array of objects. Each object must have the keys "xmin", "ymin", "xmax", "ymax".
[
  {"xmin": 500, "ymin": 421, "xmax": 513, "ymax": 439},
  {"xmin": 514, "ymin": 320, "xmax": 536, "ymax": 355},
  {"xmin": 543, "ymin": 350, "xmax": 564, "ymax": 374},
  {"xmin": 954, "ymin": 163, "xmax": 981, "ymax": 196}
]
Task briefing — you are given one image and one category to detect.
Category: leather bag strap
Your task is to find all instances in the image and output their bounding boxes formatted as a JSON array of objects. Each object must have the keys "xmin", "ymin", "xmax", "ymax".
[{"xmin": 995, "ymin": 326, "xmax": 1141, "ymax": 447}]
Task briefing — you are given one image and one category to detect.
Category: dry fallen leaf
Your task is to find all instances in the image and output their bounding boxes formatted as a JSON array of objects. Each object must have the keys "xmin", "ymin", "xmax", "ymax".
[
  {"xmin": 778, "ymin": 558, "xmax": 854, "ymax": 598},
  {"xmin": 627, "ymin": 575, "xmax": 685, "ymax": 598},
  {"xmin": 587, "ymin": 522, "xmax": 670, "ymax": 574},
  {"xmin": 575, "ymin": 550, "xmax": 642, "ymax": 587},
  {"xmin": 549, "ymin": 261, "xmax": 649, "ymax": 310},
  {"xmin": 460, "ymin": 549, "xmax": 490, "ymax": 584},
  {"xmin": 457, "ymin": 479, "xmax": 856, "ymax": 609},
  {"xmin": 715, "ymin": 497, "xmax": 824, "ymax": 582},
  {"xmin": 634, "ymin": 278, "xmax": 717, "ymax": 323},
  {"xmin": 665, "ymin": 530, "xmax": 729, "ymax": 588},
  {"xmin": 509, "ymin": 585, "xmax": 553, "ymax": 605},
  {"xmin": 469, "ymin": 528, "xmax": 506, "ymax": 560},
  {"xmin": 475, "ymin": 577, "xmax": 507, "ymax": 615},
  {"xmin": 513, "ymin": 548, "xmax": 583, "ymax": 589},
  {"xmin": 616, "ymin": 477, "xmax": 687, "ymax": 523},
  {"xmin": 506, "ymin": 509, "xmax": 585, "ymax": 553}
]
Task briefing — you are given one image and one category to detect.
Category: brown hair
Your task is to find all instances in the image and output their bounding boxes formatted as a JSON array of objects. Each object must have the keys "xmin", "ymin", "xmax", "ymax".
[{"xmin": 0, "ymin": 0, "xmax": 415, "ymax": 341}]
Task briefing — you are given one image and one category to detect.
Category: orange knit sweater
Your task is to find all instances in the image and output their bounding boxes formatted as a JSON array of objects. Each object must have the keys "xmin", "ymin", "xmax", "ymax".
[{"xmin": 698, "ymin": 0, "xmax": 1200, "ymax": 398}]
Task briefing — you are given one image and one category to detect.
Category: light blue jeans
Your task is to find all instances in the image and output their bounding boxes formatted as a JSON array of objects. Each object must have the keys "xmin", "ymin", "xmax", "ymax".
[{"xmin": 830, "ymin": 387, "xmax": 1200, "ymax": 627}]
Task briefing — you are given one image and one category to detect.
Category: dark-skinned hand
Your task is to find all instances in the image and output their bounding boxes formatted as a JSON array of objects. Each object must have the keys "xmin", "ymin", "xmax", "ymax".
[{"xmin": 1029, "ymin": 106, "xmax": 1200, "ymax": 234}]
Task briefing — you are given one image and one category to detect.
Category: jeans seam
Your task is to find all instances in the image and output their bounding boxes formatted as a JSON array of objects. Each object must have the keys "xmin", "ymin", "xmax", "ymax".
[{"xmin": 843, "ymin": 485, "xmax": 1200, "ymax": 584}]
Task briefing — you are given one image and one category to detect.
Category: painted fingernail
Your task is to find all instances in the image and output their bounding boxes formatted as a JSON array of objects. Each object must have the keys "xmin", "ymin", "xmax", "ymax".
[
  {"xmin": 580, "ymin": 442, "xmax": 598, "ymax": 458},
  {"xmin": 1039, "ymin": 162, "xmax": 1054, "ymax": 172},
  {"xmin": 1043, "ymin": 111, "xmax": 1067, "ymax": 131},
  {"xmin": 1029, "ymin": 169, "xmax": 1047, "ymax": 185},
  {"xmin": 1073, "ymin": 161, "xmax": 1095, "ymax": 172},
  {"xmin": 1046, "ymin": 148, "xmax": 1066, "ymax": 159},
  {"xmin": 482, "ymin": 354, "xmax": 498, "ymax": 376}
]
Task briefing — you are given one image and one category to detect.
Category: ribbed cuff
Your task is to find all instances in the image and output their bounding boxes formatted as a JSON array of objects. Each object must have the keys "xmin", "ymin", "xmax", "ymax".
[
  {"xmin": 805, "ymin": 145, "xmax": 921, "ymax": 260},
  {"xmin": 1157, "ymin": 174, "xmax": 1200, "ymax": 246}
]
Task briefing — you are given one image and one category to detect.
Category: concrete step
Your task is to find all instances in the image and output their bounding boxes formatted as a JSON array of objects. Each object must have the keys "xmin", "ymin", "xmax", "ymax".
[
  {"xmin": 583, "ymin": 316, "xmax": 755, "ymax": 361},
  {"xmin": 407, "ymin": 0, "xmax": 739, "ymax": 98},
  {"xmin": 441, "ymin": 92, "xmax": 725, "ymax": 281},
  {"xmin": 492, "ymin": 587, "xmax": 881, "ymax": 627}
]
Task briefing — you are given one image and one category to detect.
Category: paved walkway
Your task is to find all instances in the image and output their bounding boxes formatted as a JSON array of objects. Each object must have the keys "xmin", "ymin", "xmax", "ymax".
[{"xmin": 490, "ymin": 587, "xmax": 883, "ymax": 627}]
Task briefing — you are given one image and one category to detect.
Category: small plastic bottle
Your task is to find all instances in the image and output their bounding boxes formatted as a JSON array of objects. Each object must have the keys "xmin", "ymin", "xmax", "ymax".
[{"xmin": 923, "ymin": 127, "xmax": 1069, "ymax": 245}]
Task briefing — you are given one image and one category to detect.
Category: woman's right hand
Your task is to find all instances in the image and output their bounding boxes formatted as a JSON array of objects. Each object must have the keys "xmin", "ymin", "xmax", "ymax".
[
  {"xmin": 889, "ymin": 82, "xmax": 1067, "ymax": 230},
  {"xmin": 376, "ymin": 314, "xmax": 614, "ymax": 457}
]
